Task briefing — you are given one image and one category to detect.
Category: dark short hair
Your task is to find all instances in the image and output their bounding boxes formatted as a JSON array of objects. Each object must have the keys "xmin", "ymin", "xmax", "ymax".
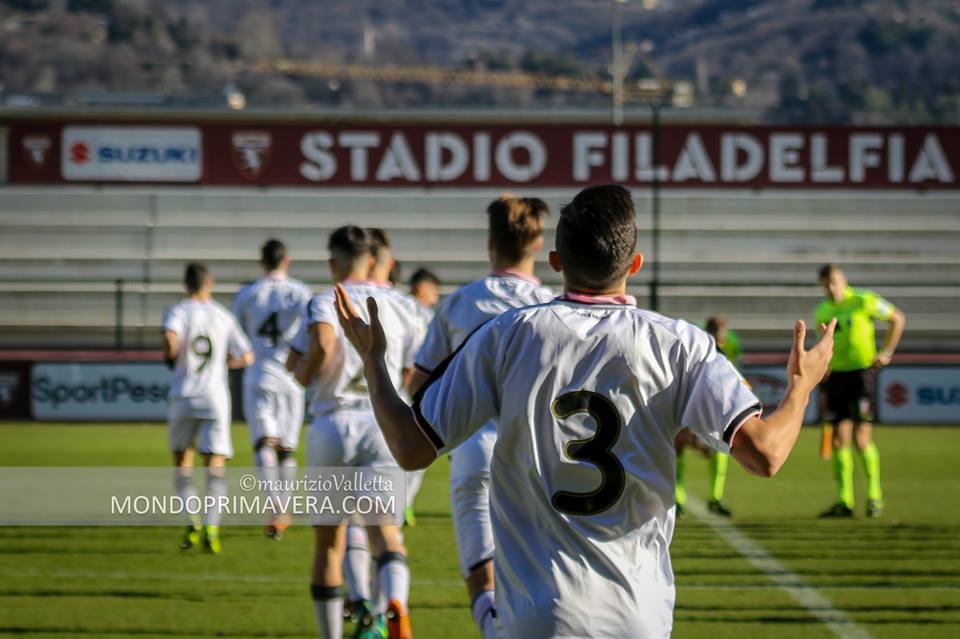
[
  {"xmin": 260, "ymin": 238, "xmax": 287, "ymax": 271},
  {"xmin": 705, "ymin": 315, "xmax": 728, "ymax": 340},
  {"xmin": 556, "ymin": 185, "xmax": 637, "ymax": 289},
  {"xmin": 409, "ymin": 267, "xmax": 440, "ymax": 289},
  {"xmin": 328, "ymin": 226, "xmax": 371, "ymax": 264},
  {"xmin": 184, "ymin": 262, "xmax": 210, "ymax": 293},
  {"xmin": 487, "ymin": 195, "xmax": 549, "ymax": 263},
  {"xmin": 819, "ymin": 263, "xmax": 841, "ymax": 282},
  {"xmin": 367, "ymin": 227, "xmax": 391, "ymax": 257}
]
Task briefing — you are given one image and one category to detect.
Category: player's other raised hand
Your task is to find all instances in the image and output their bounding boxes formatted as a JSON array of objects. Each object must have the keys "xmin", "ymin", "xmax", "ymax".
[
  {"xmin": 787, "ymin": 318, "xmax": 836, "ymax": 395},
  {"xmin": 334, "ymin": 283, "xmax": 386, "ymax": 362}
]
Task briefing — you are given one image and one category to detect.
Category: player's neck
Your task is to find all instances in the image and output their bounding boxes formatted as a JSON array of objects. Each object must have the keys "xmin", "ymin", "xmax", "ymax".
[
  {"xmin": 563, "ymin": 279, "xmax": 628, "ymax": 298},
  {"xmin": 491, "ymin": 255, "xmax": 535, "ymax": 277},
  {"xmin": 190, "ymin": 292, "xmax": 212, "ymax": 302}
]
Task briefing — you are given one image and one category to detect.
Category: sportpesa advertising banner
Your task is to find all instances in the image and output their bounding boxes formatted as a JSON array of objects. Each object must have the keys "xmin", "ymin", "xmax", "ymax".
[{"xmin": 7, "ymin": 121, "xmax": 959, "ymax": 188}]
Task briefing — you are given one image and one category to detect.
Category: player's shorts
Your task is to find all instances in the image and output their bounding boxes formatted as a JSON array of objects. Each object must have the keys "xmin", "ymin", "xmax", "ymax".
[
  {"xmin": 244, "ymin": 383, "xmax": 305, "ymax": 450},
  {"xmin": 449, "ymin": 422, "xmax": 497, "ymax": 577},
  {"xmin": 823, "ymin": 368, "xmax": 876, "ymax": 423},
  {"xmin": 307, "ymin": 406, "xmax": 398, "ymax": 469},
  {"xmin": 168, "ymin": 394, "xmax": 233, "ymax": 458}
]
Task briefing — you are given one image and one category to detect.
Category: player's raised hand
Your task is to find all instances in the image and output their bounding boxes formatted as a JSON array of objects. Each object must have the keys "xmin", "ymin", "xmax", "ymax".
[
  {"xmin": 786, "ymin": 318, "xmax": 836, "ymax": 394},
  {"xmin": 334, "ymin": 284, "xmax": 386, "ymax": 362}
]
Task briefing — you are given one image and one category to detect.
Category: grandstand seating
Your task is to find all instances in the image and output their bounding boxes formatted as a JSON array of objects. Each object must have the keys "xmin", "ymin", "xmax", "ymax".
[{"xmin": 0, "ymin": 186, "xmax": 957, "ymax": 351}]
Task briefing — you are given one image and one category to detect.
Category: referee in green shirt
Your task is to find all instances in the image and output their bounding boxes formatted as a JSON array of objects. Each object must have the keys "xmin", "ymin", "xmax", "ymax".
[{"xmin": 815, "ymin": 264, "xmax": 905, "ymax": 518}]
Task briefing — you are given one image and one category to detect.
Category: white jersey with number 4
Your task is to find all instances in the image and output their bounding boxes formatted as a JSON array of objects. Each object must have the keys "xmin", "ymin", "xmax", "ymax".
[
  {"xmin": 232, "ymin": 273, "xmax": 311, "ymax": 390},
  {"xmin": 413, "ymin": 294, "xmax": 761, "ymax": 639},
  {"xmin": 163, "ymin": 299, "xmax": 251, "ymax": 400},
  {"xmin": 292, "ymin": 282, "xmax": 423, "ymax": 417}
]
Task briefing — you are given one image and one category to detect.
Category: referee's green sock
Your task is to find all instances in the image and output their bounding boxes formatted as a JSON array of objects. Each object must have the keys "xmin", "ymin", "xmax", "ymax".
[
  {"xmin": 858, "ymin": 442, "xmax": 883, "ymax": 503},
  {"xmin": 834, "ymin": 446, "xmax": 855, "ymax": 508},
  {"xmin": 675, "ymin": 451, "xmax": 687, "ymax": 507},
  {"xmin": 709, "ymin": 452, "xmax": 728, "ymax": 502}
]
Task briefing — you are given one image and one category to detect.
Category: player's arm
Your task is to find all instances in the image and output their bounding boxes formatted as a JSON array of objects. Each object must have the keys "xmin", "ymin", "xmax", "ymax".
[
  {"xmin": 292, "ymin": 322, "xmax": 338, "ymax": 387},
  {"xmin": 228, "ymin": 351, "xmax": 255, "ymax": 368},
  {"xmin": 875, "ymin": 307, "xmax": 905, "ymax": 367},
  {"xmin": 406, "ymin": 367, "xmax": 431, "ymax": 396},
  {"xmin": 731, "ymin": 319, "xmax": 836, "ymax": 477},
  {"xmin": 162, "ymin": 330, "xmax": 179, "ymax": 370},
  {"xmin": 334, "ymin": 285, "xmax": 439, "ymax": 470}
]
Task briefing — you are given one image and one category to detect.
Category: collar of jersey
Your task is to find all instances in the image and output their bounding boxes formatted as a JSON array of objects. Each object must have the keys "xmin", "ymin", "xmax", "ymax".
[
  {"xmin": 490, "ymin": 269, "xmax": 541, "ymax": 285},
  {"xmin": 558, "ymin": 291, "xmax": 637, "ymax": 306}
]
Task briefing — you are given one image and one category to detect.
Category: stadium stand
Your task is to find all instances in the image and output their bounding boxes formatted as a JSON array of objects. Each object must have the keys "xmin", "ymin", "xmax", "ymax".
[{"xmin": 0, "ymin": 186, "xmax": 957, "ymax": 351}]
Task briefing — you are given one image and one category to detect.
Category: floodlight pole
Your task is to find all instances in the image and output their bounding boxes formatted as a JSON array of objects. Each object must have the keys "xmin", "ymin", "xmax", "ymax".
[{"xmin": 611, "ymin": 0, "xmax": 625, "ymax": 126}]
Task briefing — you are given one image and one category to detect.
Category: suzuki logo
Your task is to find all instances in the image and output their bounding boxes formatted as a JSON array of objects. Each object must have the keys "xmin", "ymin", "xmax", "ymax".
[
  {"xmin": 885, "ymin": 382, "xmax": 908, "ymax": 408},
  {"xmin": 70, "ymin": 142, "xmax": 90, "ymax": 164}
]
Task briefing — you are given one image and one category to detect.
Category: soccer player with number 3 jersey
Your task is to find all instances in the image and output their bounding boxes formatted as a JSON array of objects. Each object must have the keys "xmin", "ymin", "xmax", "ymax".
[
  {"xmin": 162, "ymin": 263, "xmax": 253, "ymax": 554},
  {"xmin": 335, "ymin": 184, "xmax": 837, "ymax": 638},
  {"xmin": 231, "ymin": 239, "xmax": 312, "ymax": 539}
]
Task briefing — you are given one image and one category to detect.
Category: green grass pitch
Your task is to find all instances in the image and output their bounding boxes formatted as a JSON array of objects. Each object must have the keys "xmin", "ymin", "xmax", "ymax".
[{"xmin": 0, "ymin": 422, "xmax": 958, "ymax": 638}]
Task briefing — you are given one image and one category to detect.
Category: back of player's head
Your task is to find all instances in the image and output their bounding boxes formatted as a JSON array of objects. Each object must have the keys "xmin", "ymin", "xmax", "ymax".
[
  {"xmin": 260, "ymin": 238, "xmax": 287, "ymax": 271},
  {"xmin": 183, "ymin": 262, "xmax": 211, "ymax": 294},
  {"xmin": 557, "ymin": 185, "xmax": 637, "ymax": 289},
  {"xmin": 367, "ymin": 227, "xmax": 392, "ymax": 261},
  {"xmin": 705, "ymin": 315, "xmax": 728, "ymax": 340},
  {"xmin": 487, "ymin": 195, "xmax": 549, "ymax": 264},
  {"xmin": 409, "ymin": 267, "xmax": 440, "ymax": 289},
  {"xmin": 818, "ymin": 263, "xmax": 842, "ymax": 282},
  {"xmin": 328, "ymin": 226, "xmax": 372, "ymax": 269}
]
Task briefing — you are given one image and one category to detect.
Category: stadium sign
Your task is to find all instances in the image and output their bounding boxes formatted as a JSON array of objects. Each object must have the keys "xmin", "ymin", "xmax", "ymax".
[
  {"xmin": 877, "ymin": 366, "xmax": 960, "ymax": 424},
  {"xmin": 7, "ymin": 120, "xmax": 958, "ymax": 188},
  {"xmin": 742, "ymin": 366, "xmax": 820, "ymax": 424},
  {"xmin": 31, "ymin": 363, "xmax": 170, "ymax": 421},
  {"xmin": 60, "ymin": 126, "xmax": 202, "ymax": 182}
]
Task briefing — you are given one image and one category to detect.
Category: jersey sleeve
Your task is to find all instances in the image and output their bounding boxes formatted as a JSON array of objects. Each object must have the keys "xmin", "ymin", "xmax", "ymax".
[
  {"xmin": 411, "ymin": 318, "xmax": 501, "ymax": 455},
  {"xmin": 864, "ymin": 290, "xmax": 895, "ymax": 321},
  {"xmin": 162, "ymin": 305, "xmax": 185, "ymax": 336},
  {"xmin": 227, "ymin": 313, "xmax": 252, "ymax": 358},
  {"xmin": 308, "ymin": 292, "xmax": 337, "ymax": 327},
  {"xmin": 414, "ymin": 308, "xmax": 452, "ymax": 373},
  {"xmin": 676, "ymin": 323, "xmax": 761, "ymax": 454}
]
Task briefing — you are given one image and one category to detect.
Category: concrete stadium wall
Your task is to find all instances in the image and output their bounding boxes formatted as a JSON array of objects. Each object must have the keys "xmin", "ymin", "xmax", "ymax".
[{"xmin": 0, "ymin": 185, "xmax": 958, "ymax": 352}]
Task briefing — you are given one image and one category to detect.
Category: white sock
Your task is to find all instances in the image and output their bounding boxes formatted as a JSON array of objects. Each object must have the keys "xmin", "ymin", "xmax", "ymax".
[
  {"xmin": 174, "ymin": 469, "xmax": 199, "ymax": 527},
  {"xmin": 204, "ymin": 468, "xmax": 227, "ymax": 527},
  {"xmin": 406, "ymin": 470, "xmax": 425, "ymax": 508},
  {"xmin": 278, "ymin": 453, "xmax": 297, "ymax": 512},
  {"xmin": 255, "ymin": 445, "xmax": 279, "ymax": 507},
  {"xmin": 376, "ymin": 552, "xmax": 409, "ymax": 613},
  {"xmin": 343, "ymin": 525, "xmax": 371, "ymax": 602},
  {"xmin": 472, "ymin": 590, "xmax": 497, "ymax": 639},
  {"xmin": 311, "ymin": 586, "xmax": 343, "ymax": 639}
]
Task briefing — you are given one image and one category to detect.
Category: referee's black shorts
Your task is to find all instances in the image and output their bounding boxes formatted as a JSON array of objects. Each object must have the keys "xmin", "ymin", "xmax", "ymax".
[{"xmin": 822, "ymin": 368, "xmax": 877, "ymax": 424}]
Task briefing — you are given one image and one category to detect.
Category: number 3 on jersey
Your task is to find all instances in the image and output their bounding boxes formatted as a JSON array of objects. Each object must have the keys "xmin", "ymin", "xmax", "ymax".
[{"xmin": 551, "ymin": 391, "xmax": 626, "ymax": 516}]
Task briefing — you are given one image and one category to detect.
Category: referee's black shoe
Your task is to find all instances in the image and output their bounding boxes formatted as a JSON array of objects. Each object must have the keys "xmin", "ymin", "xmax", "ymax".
[{"xmin": 818, "ymin": 502, "xmax": 854, "ymax": 518}]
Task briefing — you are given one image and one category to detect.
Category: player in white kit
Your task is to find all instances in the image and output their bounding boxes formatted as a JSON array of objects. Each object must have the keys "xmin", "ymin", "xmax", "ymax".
[
  {"xmin": 407, "ymin": 195, "xmax": 554, "ymax": 639},
  {"xmin": 232, "ymin": 239, "xmax": 311, "ymax": 540},
  {"xmin": 287, "ymin": 226, "xmax": 415, "ymax": 639},
  {"xmin": 340, "ymin": 228, "xmax": 427, "ymax": 632},
  {"xmin": 335, "ymin": 185, "xmax": 837, "ymax": 638},
  {"xmin": 162, "ymin": 263, "xmax": 253, "ymax": 554}
]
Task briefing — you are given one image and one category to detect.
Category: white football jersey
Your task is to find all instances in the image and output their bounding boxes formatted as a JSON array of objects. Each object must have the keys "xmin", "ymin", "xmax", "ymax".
[
  {"xmin": 231, "ymin": 273, "xmax": 311, "ymax": 390},
  {"xmin": 292, "ymin": 282, "xmax": 422, "ymax": 417},
  {"xmin": 415, "ymin": 272, "xmax": 554, "ymax": 372},
  {"xmin": 413, "ymin": 293, "xmax": 761, "ymax": 638},
  {"xmin": 163, "ymin": 299, "xmax": 251, "ymax": 400}
]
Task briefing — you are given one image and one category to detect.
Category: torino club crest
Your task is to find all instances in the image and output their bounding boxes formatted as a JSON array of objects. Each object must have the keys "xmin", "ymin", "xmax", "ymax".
[
  {"xmin": 21, "ymin": 135, "xmax": 52, "ymax": 170},
  {"xmin": 230, "ymin": 131, "xmax": 273, "ymax": 180}
]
